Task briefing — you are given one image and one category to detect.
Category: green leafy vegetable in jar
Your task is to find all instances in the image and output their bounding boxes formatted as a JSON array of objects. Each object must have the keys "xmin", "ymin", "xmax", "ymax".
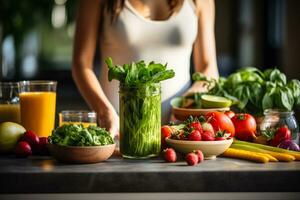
[{"xmin": 106, "ymin": 57, "xmax": 175, "ymax": 158}]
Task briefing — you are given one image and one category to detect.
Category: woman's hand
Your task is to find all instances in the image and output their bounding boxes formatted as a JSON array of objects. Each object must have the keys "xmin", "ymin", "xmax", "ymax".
[
  {"xmin": 98, "ymin": 107, "xmax": 119, "ymax": 138},
  {"xmin": 183, "ymin": 81, "xmax": 208, "ymax": 96}
]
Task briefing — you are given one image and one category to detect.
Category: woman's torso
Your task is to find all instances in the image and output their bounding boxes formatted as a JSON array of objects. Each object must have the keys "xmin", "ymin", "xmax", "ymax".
[{"xmin": 99, "ymin": 0, "xmax": 198, "ymax": 123}]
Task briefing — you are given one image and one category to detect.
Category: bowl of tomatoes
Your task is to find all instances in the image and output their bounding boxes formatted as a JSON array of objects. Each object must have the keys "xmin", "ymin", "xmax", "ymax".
[{"xmin": 163, "ymin": 112, "xmax": 235, "ymax": 159}]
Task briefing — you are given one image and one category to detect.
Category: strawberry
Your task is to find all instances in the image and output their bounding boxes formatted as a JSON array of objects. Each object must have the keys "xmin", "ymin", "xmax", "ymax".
[
  {"xmin": 185, "ymin": 152, "xmax": 198, "ymax": 166},
  {"xmin": 20, "ymin": 130, "xmax": 40, "ymax": 151},
  {"xmin": 188, "ymin": 130, "xmax": 202, "ymax": 141},
  {"xmin": 194, "ymin": 150, "xmax": 204, "ymax": 163},
  {"xmin": 15, "ymin": 141, "xmax": 32, "ymax": 158},
  {"xmin": 189, "ymin": 121, "xmax": 203, "ymax": 134},
  {"xmin": 163, "ymin": 148, "xmax": 177, "ymax": 162},
  {"xmin": 201, "ymin": 131, "xmax": 215, "ymax": 141},
  {"xmin": 201, "ymin": 122, "xmax": 214, "ymax": 133}
]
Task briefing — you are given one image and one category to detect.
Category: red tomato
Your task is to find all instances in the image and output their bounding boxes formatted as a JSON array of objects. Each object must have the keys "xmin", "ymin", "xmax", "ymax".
[
  {"xmin": 225, "ymin": 111, "xmax": 235, "ymax": 119},
  {"xmin": 189, "ymin": 121, "xmax": 203, "ymax": 134},
  {"xmin": 231, "ymin": 113, "xmax": 256, "ymax": 141},
  {"xmin": 270, "ymin": 126, "xmax": 291, "ymax": 147},
  {"xmin": 161, "ymin": 126, "xmax": 173, "ymax": 148},
  {"xmin": 205, "ymin": 112, "xmax": 235, "ymax": 137}
]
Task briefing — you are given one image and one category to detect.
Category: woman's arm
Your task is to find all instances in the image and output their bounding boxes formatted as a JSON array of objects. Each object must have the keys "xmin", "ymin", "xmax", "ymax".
[
  {"xmin": 72, "ymin": 0, "xmax": 119, "ymax": 136},
  {"xmin": 186, "ymin": 0, "xmax": 219, "ymax": 94}
]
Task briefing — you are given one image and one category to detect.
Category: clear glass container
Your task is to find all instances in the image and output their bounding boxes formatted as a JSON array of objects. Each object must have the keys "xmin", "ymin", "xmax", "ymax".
[
  {"xmin": 59, "ymin": 110, "xmax": 97, "ymax": 128},
  {"xmin": 0, "ymin": 82, "xmax": 21, "ymax": 123},
  {"xmin": 119, "ymin": 83, "xmax": 161, "ymax": 159},
  {"xmin": 19, "ymin": 81, "xmax": 57, "ymax": 137},
  {"xmin": 260, "ymin": 109, "xmax": 299, "ymax": 144}
]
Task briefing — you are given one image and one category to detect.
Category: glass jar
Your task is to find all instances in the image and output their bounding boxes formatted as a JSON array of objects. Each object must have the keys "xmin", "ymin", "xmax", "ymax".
[
  {"xmin": 260, "ymin": 109, "xmax": 299, "ymax": 144},
  {"xmin": 59, "ymin": 110, "xmax": 97, "ymax": 128},
  {"xmin": 119, "ymin": 83, "xmax": 161, "ymax": 159},
  {"xmin": 0, "ymin": 82, "xmax": 21, "ymax": 123}
]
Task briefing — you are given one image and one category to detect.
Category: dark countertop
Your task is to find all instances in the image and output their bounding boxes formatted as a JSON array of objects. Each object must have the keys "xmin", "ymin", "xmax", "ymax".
[{"xmin": 0, "ymin": 155, "xmax": 300, "ymax": 193}]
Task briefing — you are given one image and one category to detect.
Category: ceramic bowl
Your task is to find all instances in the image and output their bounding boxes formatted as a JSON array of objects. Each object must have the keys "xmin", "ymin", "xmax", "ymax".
[
  {"xmin": 48, "ymin": 143, "xmax": 116, "ymax": 164},
  {"xmin": 171, "ymin": 97, "xmax": 230, "ymax": 121},
  {"xmin": 165, "ymin": 137, "xmax": 233, "ymax": 160}
]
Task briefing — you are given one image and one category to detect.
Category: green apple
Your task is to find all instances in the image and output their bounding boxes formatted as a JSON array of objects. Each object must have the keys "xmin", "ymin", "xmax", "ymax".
[{"xmin": 0, "ymin": 122, "xmax": 26, "ymax": 153}]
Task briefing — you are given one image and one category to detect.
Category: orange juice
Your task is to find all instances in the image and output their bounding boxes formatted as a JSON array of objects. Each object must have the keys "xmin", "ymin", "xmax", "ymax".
[
  {"xmin": 0, "ymin": 104, "xmax": 21, "ymax": 123},
  {"xmin": 20, "ymin": 92, "xmax": 56, "ymax": 137},
  {"xmin": 59, "ymin": 122, "xmax": 97, "ymax": 128}
]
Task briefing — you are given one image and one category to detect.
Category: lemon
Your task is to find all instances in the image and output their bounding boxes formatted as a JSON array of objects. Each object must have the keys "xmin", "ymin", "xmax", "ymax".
[{"xmin": 201, "ymin": 95, "xmax": 231, "ymax": 108}]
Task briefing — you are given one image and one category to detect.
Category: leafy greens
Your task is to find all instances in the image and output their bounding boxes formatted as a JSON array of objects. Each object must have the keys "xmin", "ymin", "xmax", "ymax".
[
  {"xmin": 106, "ymin": 57, "xmax": 175, "ymax": 86},
  {"xmin": 49, "ymin": 124, "xmax": 114, "ymax": 146},
  {"xmin": 192, "ymin": 67, "xmax": 300, "ymax": 115}
]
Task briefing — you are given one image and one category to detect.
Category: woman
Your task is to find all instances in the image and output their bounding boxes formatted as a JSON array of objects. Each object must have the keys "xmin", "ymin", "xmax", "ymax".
[{"xmin": 72, "ymin": 0, "xmax": 219, "ymax": 137}]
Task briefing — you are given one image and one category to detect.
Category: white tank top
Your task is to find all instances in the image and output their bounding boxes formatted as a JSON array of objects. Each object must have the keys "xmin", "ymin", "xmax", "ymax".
[{"xmin": 99, "ymin": 0, "xmax": 198, "ymax": 124}]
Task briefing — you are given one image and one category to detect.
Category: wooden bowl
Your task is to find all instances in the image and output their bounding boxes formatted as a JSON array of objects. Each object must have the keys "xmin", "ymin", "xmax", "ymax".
[
  {"xmin": 171, "ymin": 97, "xmax": 230, "ymax": 121},
  {"xmin": 48, "ymin": 143, "xmax": 116, "ymax": 164},
  {"xmin": 166, "ymin": 138, "xmax": 233, "ymax": 160}
]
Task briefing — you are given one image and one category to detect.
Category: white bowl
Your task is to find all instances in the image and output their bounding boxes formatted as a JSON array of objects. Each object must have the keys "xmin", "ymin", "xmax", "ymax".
[{"xmin": 166, "ymin": 138, "xmax": 233, "ymax": 160}]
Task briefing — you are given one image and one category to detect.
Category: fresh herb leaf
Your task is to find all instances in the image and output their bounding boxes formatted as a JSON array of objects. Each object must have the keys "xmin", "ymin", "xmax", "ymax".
[{"xmin": 106, "ymin": 57, "xmax": 175, "ymax": 86}]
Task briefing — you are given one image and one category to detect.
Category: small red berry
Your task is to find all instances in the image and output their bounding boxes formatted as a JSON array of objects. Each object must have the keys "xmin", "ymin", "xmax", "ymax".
[
  {"xmin": 201, "ymin": 131, "xmax": 215, "ymax": 141},
  {"xmin": 185, "ymin": 153, "xmax": 198, "ymax": 166},
  {"xmin": 189, "ymin": 122, "xmax": 203, "ymax": 134},
  {"xmin": 188, "ymin": 130, "xmax": 202, "ymax": 141},
  {"xmin": 163, "ymin": 148, "xmax": 177, "ymax": 162},
  {"xmin": 194, "ymin": 150, "xmax": 204, "ymax": 163},
  {"xmin": 15, "ymin": 141, "xmax": 32, "ymax": 158},
  {"xmin": 20, "ymin": 130, "xmax": 40, "ymax": 147}
]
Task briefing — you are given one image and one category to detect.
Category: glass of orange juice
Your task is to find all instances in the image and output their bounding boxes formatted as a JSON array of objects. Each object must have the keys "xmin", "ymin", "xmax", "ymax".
[
  {"xmin": 59, "ymin": 110, "xmax": 97, "ymax": 128},
  {"xmin": 19, "ymin": 81, "xmax": 57, "ymax": 137},
  {"xmin": 0, "ymin": 82, "xmax": 21, "ymax": 123}
]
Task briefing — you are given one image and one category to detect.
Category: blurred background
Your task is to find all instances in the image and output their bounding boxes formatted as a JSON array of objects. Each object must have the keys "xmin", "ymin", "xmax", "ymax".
[{"xmin": 0, "ymin": 0, "xmax": 300, "ymax": 112}]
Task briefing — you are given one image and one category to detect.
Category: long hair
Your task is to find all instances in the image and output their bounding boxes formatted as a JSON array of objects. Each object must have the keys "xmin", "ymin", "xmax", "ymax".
[{"xmin": 104, "ymin": 0, "xmax": 185, "ymax": 23}]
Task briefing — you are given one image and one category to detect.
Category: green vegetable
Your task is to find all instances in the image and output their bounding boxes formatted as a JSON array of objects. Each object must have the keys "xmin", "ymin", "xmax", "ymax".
[
  {"xmin": 120, "ymin": 84, "xmax": 161, "ymax": 157},
  {"xmin": 106, "ymin": 57, "xmax": 175, "ymax": 158},
  {"xmin": 49, "ymin": 124, "xmax": 114, "ymax": 146},
  {"xmin": 106, "ymin": 57, "xmax": 175, "ymax": 86},
  {"xmin": 192, "ymin": 67, "xmax": 300, "ymax": 115}
]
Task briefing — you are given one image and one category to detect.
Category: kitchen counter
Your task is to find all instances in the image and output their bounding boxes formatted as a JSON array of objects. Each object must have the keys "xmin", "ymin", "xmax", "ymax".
[{"xmin": 1, "ymin": 155, "xmax": 300, "ymax": 194}]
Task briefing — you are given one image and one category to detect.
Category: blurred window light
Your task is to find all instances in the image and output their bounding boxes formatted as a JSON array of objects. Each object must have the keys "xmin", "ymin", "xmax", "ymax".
[
  {"xmin": 2, "ymin": 36, "xmax": 15, "ymax": 79},
  {"xmin": 21, "ymin": 31, "xmax": 39, "ymax": 78},
  {"xmin": 51, "ymin": 5, "xmax": 67, "ymax": 29},
  {"xmin": 67, "ymin": 23, "xmax": 75, "ymax": 38},
  {"xmin": 21, "ymin": 55, "xmax": 37, "ymax": 78},
  {"xmin": 55, "ymin": 0, "xmax": 67, "ymax": 6}
]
